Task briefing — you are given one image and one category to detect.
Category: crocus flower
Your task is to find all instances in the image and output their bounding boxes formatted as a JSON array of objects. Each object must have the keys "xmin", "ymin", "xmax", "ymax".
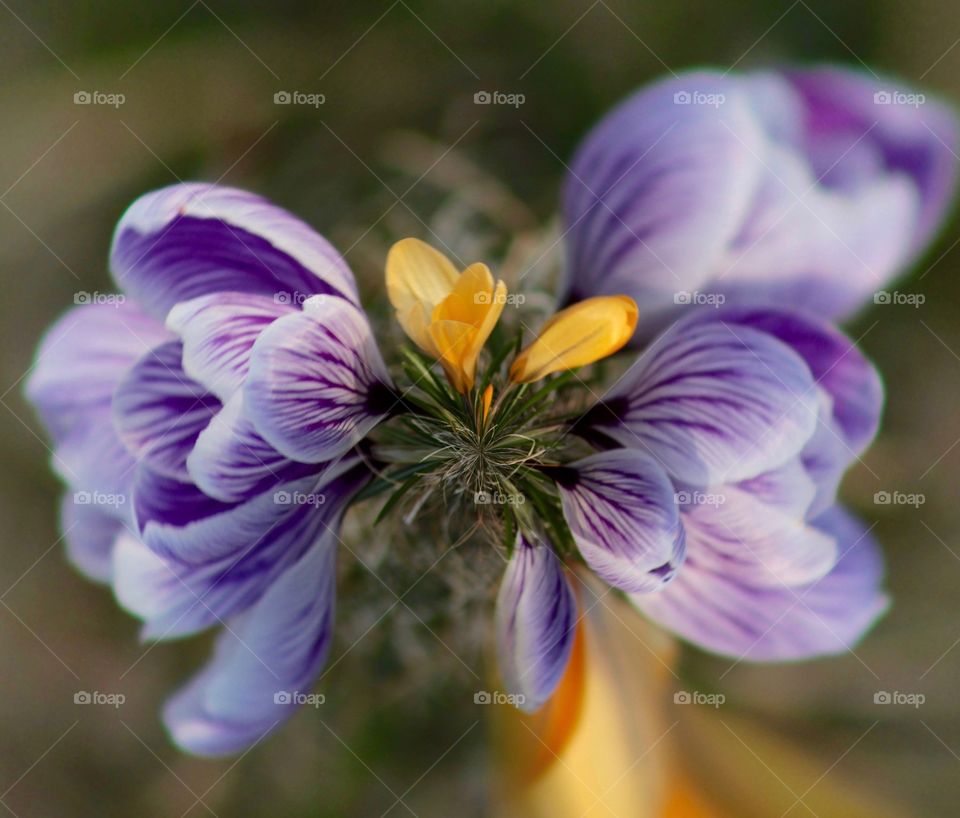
[
  {"xmin": 26, "ymin": 162, "xmax": 894, "ymax": 753},
  {"xmin": 562, "ymin": 66, "xmax": 958, "ymax": 328}
]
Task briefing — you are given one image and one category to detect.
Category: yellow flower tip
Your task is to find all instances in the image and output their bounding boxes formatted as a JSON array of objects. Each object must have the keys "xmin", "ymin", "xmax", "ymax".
[
  {"xmin": 482, "ymin": 384, "xmax": 494, "ymax": 423},
  {"xmin": 385, "ymin": 239, "xmax": 507, "ymax": 394},
  {"xmin": 509, "ymin": 295, "xmax": 638, "ymax": 384}
]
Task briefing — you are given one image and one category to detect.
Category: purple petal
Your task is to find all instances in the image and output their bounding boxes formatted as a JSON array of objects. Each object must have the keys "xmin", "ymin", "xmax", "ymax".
[
  {"xmin": 113, "ymin": 340, "xmax": 221, "ymax": 479},
  {"xmin": 588, "ymin": 316, "xmax": 819, "ymax": 485},
  {"xmin": 555, "ymin": 449, "xmax": 685, "ymax": 593},
  {"xmin": 60, "ymin": 495, "xmax": 127, "ymax": 583},
  {"xmin": 166, "ymin": 292, "xmax": 294, "ymax": 401},
  {"xmin": 244, "ymin": 296, "xmax": 393, "ymax": 464},
  {"xmin": 495, "ymin": 533, "xmax": 577, "ymax": 713},
  {"xmin": 110, "ymin": 183, "xmax": 358, "ymax": 320},
  {"xmin": 632, "ymin": 505, "xmax": 888, "ymax": 661},
  {"xmin": 679, "ymin": 480, "xmax": 837, "ymax": 588},
  {"xmin": 187, "ymin": 394, "xmax": 316, "ymax": 503},
  {"xmin": 716, "ymin": 306, "xmax": 883, "ymax": 457},
  {"xmin": 25, "ymin": 301, "xmax": 170, "ymax": 496},
  {"xmin": 788, "ymin": 66, "xmax": 958, "ymax": 252},
  {"xmin": 162, "ymin": 535, "xmax": 338, "ymax": 756},
  {"xmin": 133, "ymin": 457, "xmax": 366, "ymax": 566},
  {"xmin": 561, "ymin": 71, "xmax": 765, "ymax": 323}
]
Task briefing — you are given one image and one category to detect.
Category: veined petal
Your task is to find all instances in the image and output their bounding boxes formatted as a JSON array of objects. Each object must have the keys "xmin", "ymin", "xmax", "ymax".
[
  {"xmin": 586, "ymin": 315, "xmax": 819, "ymax": 485},
  {"xmin": 555, "ymin": 449, "xmax": 685, "ymax": 593},
  {"xmin": 133, "ymin": 457, "xmax": 366, "ymax": 567},
  {"xmin": 112, "ymin": 340, "xmax": 221, "ymax": 480},
  {"xmin": 496, "ymin": 533, "xmax": 578, "ymax": 713},
  {"xmin": 632, "ymin": 506, "xmax": 888, "ymax": 661},
  {"xmin": 386, "ymin": 237, "xmax": 458, "ymax": 354},
  {"xmin": 60, "ymin": 495, "xmax": 128, "ymax": 584},
  {"xmin": 187, "ymin": 393, "xmax": 316, "ymax": 503},
  {"xmin": 679, "ymin": 481, "xmax": 837, "ymax": 588},
  {"xmin": 115, "ymin": 464, "xmax": 362, "ymax": 640},
  {"xmin": 167, "ymin": 292, "xmax": 294, "ymax": 402},
  {"xmin": 244, "ymin": 296, "xmax": 393, "ymax": 464},
  {"xmin": 162, "ymin": 534, "xmax": 338, "ymax": 756},
  {"xmin": 510, "ymin": 296, "xmax": 638, "ymax": 383},
  {"xmin": 110, "ymin": 183, "xmax": 358, "ymax": 320}
]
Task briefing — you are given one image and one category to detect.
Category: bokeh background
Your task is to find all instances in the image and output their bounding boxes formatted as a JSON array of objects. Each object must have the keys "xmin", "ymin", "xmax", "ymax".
[{"xmin": 2, "ymin": 0, "xmax": 960, "ymax": 815}]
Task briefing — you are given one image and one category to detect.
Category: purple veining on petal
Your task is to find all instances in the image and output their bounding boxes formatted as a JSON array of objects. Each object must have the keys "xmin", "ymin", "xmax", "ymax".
[
  {"xmin": 110, "ymin": 183, "xmax": 358, "ymax": 320},
  {"xmin": 162, "ymin": 534, "xmax": 339, "ymax": 757},
  {"xmin": 167, "ymin": 291, "xmax": 294, "ymax": 402},
  {"xmin": 586, "ymin": 315, "xmax": 819, "ymax": 486},
  {"xmin": 555, "ymin": 449, "xmax": 685, "ymax": 593},
  {"xmin": 244, "ymin": 296, "xmax": 394, "ymax": 464},
  {"xmin": 495, "ymin": 533, "xmax": 577, "ymax": 713},
  {"xmin": 632, "ymin": 505, "xmax": 888, "ymax": 661},
  {"xmin": 113, "ymin": 340, "xmax": 221, "ymax": 480}
]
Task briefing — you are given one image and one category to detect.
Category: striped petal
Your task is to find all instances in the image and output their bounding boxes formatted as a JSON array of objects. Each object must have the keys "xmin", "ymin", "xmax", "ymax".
[
  {"xmin": 554, "ymin": 449, "xmax": 685, "ymax": 593},
  {"xmin": 162, "ymin": 534, "xmax": 339, "ymax": 756},
  {"xmin": 110, "ymin": 183, "xmax": 357, "ymax": 320},
  {"xmin": 586, "ymin": 316, "xmax": 819, "ymax": 486},
  {"xmin": 244, "ymin": 296, "xmax": 393, "ymax": 464},
  {"xmin": 495, "ymin": 533, "xmax": 578, "ymax": 713}
]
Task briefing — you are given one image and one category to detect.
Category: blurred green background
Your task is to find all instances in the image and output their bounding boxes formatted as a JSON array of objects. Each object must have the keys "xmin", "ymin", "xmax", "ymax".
[{"xmin": 2, "ymin": 0, "xmax": 960, "ymax": 815}]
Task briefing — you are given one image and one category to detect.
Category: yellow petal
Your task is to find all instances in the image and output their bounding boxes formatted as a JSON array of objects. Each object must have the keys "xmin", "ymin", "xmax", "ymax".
[
  {"xmin": 482, "ymin": 384, "xmax": 494, "ymax": 423},
  {"xmin": 509, "ymin": 296, "xmax": 638, "ymax": 384},
  {"xmin": 386, "ymin": 238, "xmax": 459, "ymax": 354},
  {"xmin": 430, "ymin": 263, "xmax": 507, "ymax": 393}
]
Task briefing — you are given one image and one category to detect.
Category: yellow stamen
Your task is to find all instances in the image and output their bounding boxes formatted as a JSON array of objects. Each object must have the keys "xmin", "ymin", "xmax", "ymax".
[
  {"xmin": 509, "ymin": 296, "xmax": 638, "ymax": 384},
  {"xmin": 386, "ymin": 238, "xmax": 506, "ymax": 393}
]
